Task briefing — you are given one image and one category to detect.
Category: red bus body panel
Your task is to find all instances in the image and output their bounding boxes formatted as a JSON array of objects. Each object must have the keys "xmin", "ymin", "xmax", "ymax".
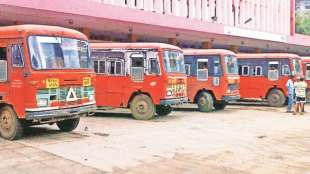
[
  {"xmin": 237, "ymin": 53, "xmax": 302, "ymax": 100},
  {"xmin": 0, "ymin": 25, "xmax": 96, "ymax": 120},
  {"xmin": 91, "ymin": 43, "xmax": 188, "ymax": 108},
  {"xmin": 184, "ymin": 49, "xmax": 240, "ymax": 103}
]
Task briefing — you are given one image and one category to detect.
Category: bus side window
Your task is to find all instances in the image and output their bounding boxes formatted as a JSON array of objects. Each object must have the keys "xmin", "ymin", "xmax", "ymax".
[
  {"xmin": 254, "ymin": 66, "xmax": 263, "ymax": 76},
  {"xmin": 197, "ymin": 60, "xmax": 208, "ymax": 81},
  {"xmin": 12, "ymin": 44, "xmax": 24, "ymax": 67},
  {"xmin": 306, "ymin": 64, "xmax": 310, "ymax": 80},
  {"xmin": 213, "ymin": 59, "xmax": 222, "ymax": 76},
  {"xmin": 185, "ymin": 64, "xmax": 191, "ymax": 76},
  {"xmin": 108, "ymin": 60, "xmax": 123, "ymax": 75},
  {"xmin": 281, "ymin": 64, "xmax": 290, "ymax": 76},
  {"xmin": 148, "ymin": 58, "xmax": 160, "ymax": 74},
  {"xmin": 241, "ymin": 65, "xmax": 250, "ymax": 76},
  {"xmin": 94, "ymin": 60, "xmax": 106, "ymax": 74},
  {"xmin": 0, "ymin": 47, "xmax": 8, "ymax": 81},
  {"xmin": 130, "ymin": 53, "xmax": 145, "ymax": 81}
]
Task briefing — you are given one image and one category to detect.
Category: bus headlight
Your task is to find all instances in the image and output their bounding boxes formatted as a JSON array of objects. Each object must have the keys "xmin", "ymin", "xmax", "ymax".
[
  {"xmin": 166, "ymin": 90, "xmax": 172, "ymax": 96},
  {"xmin": 37, "ymin": 98, "xmax": 48, "ymax": 107},
  {"xmin": 89, "ymin": 94, "xmax": 95, "ymax": 102}
]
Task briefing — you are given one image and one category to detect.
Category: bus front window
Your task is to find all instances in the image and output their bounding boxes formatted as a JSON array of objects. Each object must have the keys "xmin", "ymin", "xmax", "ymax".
[
  {"xmin": 163, "ymin": 50, "xmax": 185, "ymax": 73},
  {"xmin": 224, "ymin": 55, "xmax": 238, "ymax": 75},
  {"xmin": 292, "ymin": 59, "xmax": 302, "ymax": 75},
  {"xmin": 28, "ymin": 36, "xmax": 91, "ymax": 70}
]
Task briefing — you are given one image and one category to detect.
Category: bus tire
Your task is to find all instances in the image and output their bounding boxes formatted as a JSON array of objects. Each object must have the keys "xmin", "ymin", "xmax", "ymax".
[
  {"xmin": 156, "ymin": 105, "xmax": 172, "ymax": 116},
  {"xmin": 267, "ymin": 89, "xmax": 286, "ymax": 107},
  {"xmin": 56, "ymin": 118, "xmax": 80, "ymax": 132},
  {"xmin": 306, "ymin": 89, "xmax": 310, "ymax": 103},
  {"xmin": 197, "ymin": 92, "xmax": 214, "ymax": 112},
  {"xmin": 130, "ymin": 94, "xmax": 155, "ymax": 120},
  {"xmin": 214, "ymin": 101, "xmax": 227, "ymax": 110},
  {"xmin": 0, "ymin": 106, "xmax": 23, "ymax": 140}
]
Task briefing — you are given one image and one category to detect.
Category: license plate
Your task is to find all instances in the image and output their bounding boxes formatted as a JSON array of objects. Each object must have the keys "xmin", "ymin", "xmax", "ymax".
[
  {"xmin": 83, "ymin": 77, "xmax": 91, "ymax": 87},
  {"xmin": 46, "ymin": 78, "xmax": 59, "ymax": 88}
]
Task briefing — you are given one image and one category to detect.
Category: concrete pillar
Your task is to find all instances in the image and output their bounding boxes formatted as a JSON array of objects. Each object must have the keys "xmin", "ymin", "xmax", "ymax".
[
  {"xmin": 202, "ymin": 41, "xmax": 212, "ymax": 49},
  {"xmin": 254, "ymin": 48, "xmax": 261, "ymax": 53},
  {"xmin": 80, "ymin": 28, "xmax": 91, "ymax": 38},
  {"xmin": 230, "ymin": 45, "xmax": 239, "ymax": 53},
  {"xmin": 168, "ymin": 38, "xmax": 177, "ymax": 45},
  {"xmin": 128, "ymin": 33, "xmax": 138, "ymax": 42}
]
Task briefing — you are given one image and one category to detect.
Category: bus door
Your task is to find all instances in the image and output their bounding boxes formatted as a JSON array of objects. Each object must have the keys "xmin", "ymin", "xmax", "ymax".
[
  {"xmin": 9, "ymin": 40, "xmax": 26, "ymax": 115},
  {"xmin": 129, "ymin": 52, "xmax": 146, "ymax": 83},
  {"xmin": 268, "ymin": 61, "xmax": 279, "ymax": 81},
  {"xmin": 306, "ymin": 64, "xmax": 310, "ymax": 80},
  {"xmin": 0, "ymin": 41, "xmax": 9, "ymax": 103},
  {"xmin": 197, "ymin": 59, "xmax": 209, "ymax": 81}
]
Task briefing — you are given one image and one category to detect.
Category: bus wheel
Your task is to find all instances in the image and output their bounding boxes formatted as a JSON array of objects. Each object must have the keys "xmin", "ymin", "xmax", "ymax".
[
  {"xmin": 130, "ymin": 94, "xmax": 155, "ymax": 120},
  {"xmin": 0, "ymin": 106, "xmax": 23, "ymax": 140},
  {"xmin": 267, "ymin": 89, "xmax": 286, "ymax": 107},
  {"xmin": 214, "ymin": 101, "xmax": 227, "ymax": 110},
  {"xmin": 197, "ymin": 92, "xmax": 214, "ymax": 112},
  {"xmin": 56, "ymin": 118, "xmax": 80, "ymax": 132},
  {"xmin": 156, "ymin": 105, "xmax": 172, "ymax": 116}
]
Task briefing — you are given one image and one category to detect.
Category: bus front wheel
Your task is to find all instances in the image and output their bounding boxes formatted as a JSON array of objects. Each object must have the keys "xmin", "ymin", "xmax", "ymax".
[
  {"xmin": 267, "ymin": 89, "xmax": 286, "ymax": 107},
  {"xmin": 0, "ymin": 106, "xmax": 24, "ymax": 140},
  {"xmin": 156, "ymin": 105, "xmax": 172, "ymax": 116},
  {"xmin": 197, "ymin": 92, "xmax": 214, "ymax": 112},
  {"xmin": 214, "ymin": 101, "xmax": 227, "ymax": 110},
  {"xmin": 130, "ymin": 94, "xmax": 155, "ymax": 120},
  {"xmin": 56, "ymin": 118, "xmax": 80, "ymax": 132}
]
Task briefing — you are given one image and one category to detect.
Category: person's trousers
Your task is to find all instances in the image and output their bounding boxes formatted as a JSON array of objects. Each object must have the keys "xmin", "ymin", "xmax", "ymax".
[{"xmin": 287, "ymin": 94, "xmax": 294, "ymax": 111}]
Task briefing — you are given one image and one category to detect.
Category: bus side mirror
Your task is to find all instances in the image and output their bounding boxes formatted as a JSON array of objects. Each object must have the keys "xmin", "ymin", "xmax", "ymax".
[{"xmin": 0, "ymin": 60, "xmax": 8, "ymax": 81}]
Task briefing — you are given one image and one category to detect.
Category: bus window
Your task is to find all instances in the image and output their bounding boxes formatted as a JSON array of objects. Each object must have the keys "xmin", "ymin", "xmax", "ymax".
[
  {"xmin": 268, "ymin": 61, "xmax": 279, "ymax": 81},
  {"xmin": 281, "ymin": 64, "xmax": 290, "ymax": 76},
  {"xmin": 0, "ymin": 47, "xmax": 7, "ymax": 81},
  {"xmin": 197, "ymin": 60, "xmax": 208, "ymax": 81},
  {"xmin": 12, "ymin": 44, "xmax": 24, "ymax": 67},
  {"xmin": 108, "ymin": 60, "xmax": 123, "ymax": 75},
  {"xmin": 254, "ymin": 66, "xmax": 263, "ymax": 76},
  {"xmin": 94, "ymin": 60, "xmax": 106, "ymax": 74},
  {"xmin": 213, "ymin": 59, "xmax": 222, "ymax": 76},
  {"xmin": 306, "ymin": 64, "xmax": 310, "ymax": 80},
  {"xmin": 148, "ymin": 58, "xmax": 160, "ymax": 74},
  {"xmin": 241, "ymin": 65, "xmax": 250, "ymax": 76},
  {"xmin": 185, "ymin": 64, "xmax": 191, "ymax": 76}
]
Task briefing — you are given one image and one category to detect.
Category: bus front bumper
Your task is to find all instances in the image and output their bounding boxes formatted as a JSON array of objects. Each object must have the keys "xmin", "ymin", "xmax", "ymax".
[
  {"xmin": 25, "ymin": 102, "xmax": 97, "ymax": 121},
  {"xmin": 160, "ymin": 97, "xmax": 188, "ymax": 105},
  {"xmin": 222, "ymin": 95, "xmax": 240, "ymax": 102}
]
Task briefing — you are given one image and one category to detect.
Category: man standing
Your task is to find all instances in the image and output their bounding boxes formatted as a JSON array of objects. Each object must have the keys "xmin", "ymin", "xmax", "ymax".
[
  {"xmin": 293, "ymin": 76, "xmax": 308, "ymax": 115},
  {"xmin": 286, "ymin": 75, "xmax": 294, "ymax": 113}
]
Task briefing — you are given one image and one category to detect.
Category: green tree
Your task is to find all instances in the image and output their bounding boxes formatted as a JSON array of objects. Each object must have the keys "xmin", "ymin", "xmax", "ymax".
[{"xmin": 296, "ymin": 11, "xmax": 310, "ymax": 35}]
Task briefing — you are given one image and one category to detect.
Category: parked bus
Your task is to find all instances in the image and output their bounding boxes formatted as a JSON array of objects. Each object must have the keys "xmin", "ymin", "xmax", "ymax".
[
  {"xmin": 237, "ymin": 53, "xmax": 303, "ymax": 107},
  {"xmin": 91, "ymin": 43, "xmax": 188, "ymax": 120},
  {"xmin": 301, "ymin": 57, "xmax": 310, "ymax": 102},
  {"xmin": 0, "ymin": 25, "xmax": 96, "ymax": 140},
  {"xmin": 183, "ymin": 49, "xmax": 240, "ymax": 112}
]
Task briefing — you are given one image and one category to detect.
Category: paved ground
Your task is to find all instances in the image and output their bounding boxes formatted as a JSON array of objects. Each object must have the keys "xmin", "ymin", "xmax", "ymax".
[{"xmin": 1, "ymin": 104, "xmax": 310, "ymax": 174}]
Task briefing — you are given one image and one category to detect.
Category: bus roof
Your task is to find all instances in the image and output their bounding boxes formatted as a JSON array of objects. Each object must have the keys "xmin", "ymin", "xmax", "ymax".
[
  {"xmin": 301, "ymin": 57, "xmax": 310, "ymax": 63},
  {"xmin": 237, "ymin": 53, "xmax": 300, "ymax": 59},
  {"xmin": 183, "ymin": 49, "xmax": 235, "ymax": 56},
  {"xmin": 90, "ymin": 42, "xmax": 182, "ymax": 51},
  {"xmin": 0, "ymin": 25, "xmax": 88, "ymax": 40}
]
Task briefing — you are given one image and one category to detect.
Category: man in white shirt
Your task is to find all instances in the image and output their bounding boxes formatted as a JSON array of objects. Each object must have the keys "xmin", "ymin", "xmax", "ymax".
[{"xmin": 293, "ymin": 76, "xmax": 308, "ymax": 115}]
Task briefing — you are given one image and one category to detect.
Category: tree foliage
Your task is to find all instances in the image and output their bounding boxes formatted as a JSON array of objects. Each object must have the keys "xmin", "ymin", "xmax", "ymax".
[{"xmin": 296, "ymin": 11, "xmax": 310, "ymax": 35}]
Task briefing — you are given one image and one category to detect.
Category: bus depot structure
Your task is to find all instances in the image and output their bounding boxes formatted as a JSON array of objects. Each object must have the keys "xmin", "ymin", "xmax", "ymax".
[{"xmin": 0, "ymin": 0, "xmax": 309, "ymax": 55}]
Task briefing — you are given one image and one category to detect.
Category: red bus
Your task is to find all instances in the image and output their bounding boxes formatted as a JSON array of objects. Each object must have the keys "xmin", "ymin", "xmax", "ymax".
[
  {"xmin": 0, "ymin": 25, "xmax": 96, "ymax": 140},
  {"xmin": 301, "ymin": 57, "xmax": 310, "ymax": 102},
  {"xmin": 91, "ymin": 43, "xmax": 188, "ymax": 120},
  {"xmin": 237, "ymin": 53, "xmax": 303, "ymax": 107},
  {"xmin": 183, "ymin": 49, "xmax": 240, "ymax": 112}
]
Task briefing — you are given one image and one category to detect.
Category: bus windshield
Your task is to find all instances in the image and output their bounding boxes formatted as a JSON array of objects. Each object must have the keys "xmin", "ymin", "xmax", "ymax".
[
  {"xmin": 163, "ymin": 50, "xmax": 185, "ymax": 73},
  {"xmin": 224, "ymin": 55, "xmax": 238, "ymax": 75},
  {"xmin": 28, "ymin": 36, "xmax": 91, "ymax": 70},
  {"xmin": 292, "ymin": 58, "xmax": 302, "ymax": 75}
]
